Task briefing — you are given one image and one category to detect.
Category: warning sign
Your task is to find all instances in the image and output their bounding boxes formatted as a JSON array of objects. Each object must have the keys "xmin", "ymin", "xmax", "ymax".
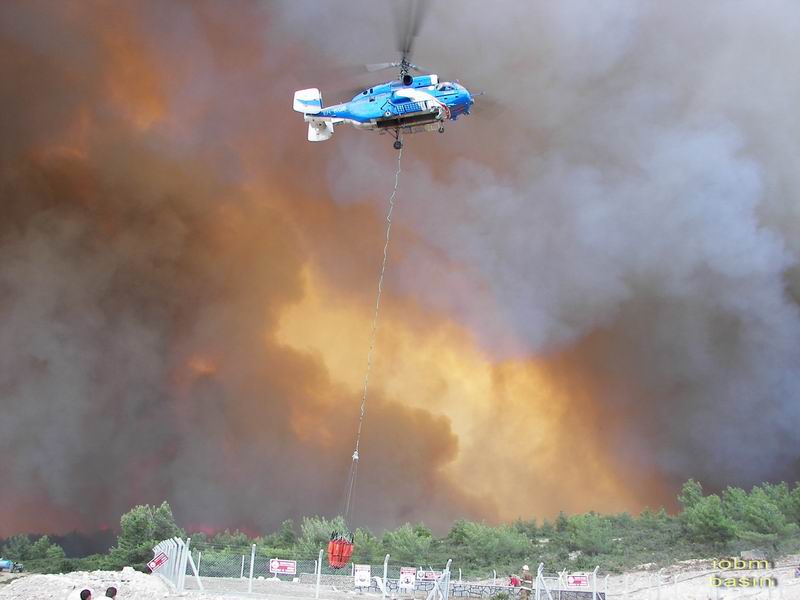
[
  {"xmin": 566, "ymin": 574, "xmax": 589, "ymax": 586},
  {"xmin": 147, "ymin": 552, "xmax": 169, "ymax": 572},
  {"xmin": 269, "ymin": 559, "xmax": 297, "ymax": 575},
  {"xmin": 399, "ymin": 567, "xmax": 416, "ymax": 590},
  {"xmin": 417, "ymin": 570, "xmax": 441, "ymax": 581},
  {"xmin": 354, "ymin": 564, "xmax": 371, "ymax": 588}
]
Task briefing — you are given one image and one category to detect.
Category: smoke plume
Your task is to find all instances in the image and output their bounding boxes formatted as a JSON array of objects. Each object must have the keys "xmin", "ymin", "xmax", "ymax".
[{"xmin": 1, "ymin": 0, "xmax": 798, "ymax": 537}]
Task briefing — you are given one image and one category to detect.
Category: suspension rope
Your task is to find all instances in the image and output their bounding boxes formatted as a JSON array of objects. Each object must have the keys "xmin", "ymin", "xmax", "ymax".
[{"xmin": 343, "ymin": 146, "xmax": 403, "ymax": 526}]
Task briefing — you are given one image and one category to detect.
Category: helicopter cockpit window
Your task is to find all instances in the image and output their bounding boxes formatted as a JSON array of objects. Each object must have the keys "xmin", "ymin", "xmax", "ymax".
[{"xmin": 436, "ymin": 83, "xmax": 455, "ymax": 92}]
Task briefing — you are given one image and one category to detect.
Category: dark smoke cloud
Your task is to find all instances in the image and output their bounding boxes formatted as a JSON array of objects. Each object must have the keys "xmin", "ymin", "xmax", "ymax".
[
  {"xmin": 2, "ymin": 0, "xmax": 800, "ymax": 538},
  {"xmin": 283, "ymin": 1, "xmax": 800, "ymax": 493},
  {"xmin": 0, "ymin": 0, "xmax": 489, "ymax": 537}
]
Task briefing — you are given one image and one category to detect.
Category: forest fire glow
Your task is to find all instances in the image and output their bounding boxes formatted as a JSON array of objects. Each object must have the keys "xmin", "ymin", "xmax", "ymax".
[{"xmin": 2, "ymin": 0, "xmax": 799, "ymax": 540}]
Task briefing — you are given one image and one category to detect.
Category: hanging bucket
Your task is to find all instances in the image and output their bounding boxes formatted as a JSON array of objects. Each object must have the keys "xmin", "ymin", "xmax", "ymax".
[{"xmin": 327, "ymin": 532, "xmax": 354, "ymax": 569}]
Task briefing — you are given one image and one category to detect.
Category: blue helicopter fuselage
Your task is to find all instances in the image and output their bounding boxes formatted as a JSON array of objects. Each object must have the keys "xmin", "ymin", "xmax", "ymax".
[{"xmin": 293, "ymin": 75, "xmax": 473, "ymax": 141}]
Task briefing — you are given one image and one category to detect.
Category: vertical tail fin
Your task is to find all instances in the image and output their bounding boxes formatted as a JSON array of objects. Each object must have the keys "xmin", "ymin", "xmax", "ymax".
[{"xmin": 293, "ymin": 88, "xmax": 323, "ymax": 114}]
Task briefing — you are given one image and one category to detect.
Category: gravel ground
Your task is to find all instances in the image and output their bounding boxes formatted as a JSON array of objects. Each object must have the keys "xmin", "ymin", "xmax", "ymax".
[{"xmin": 4, "ymin": 559, "xmax": 800, "ymax": 600}]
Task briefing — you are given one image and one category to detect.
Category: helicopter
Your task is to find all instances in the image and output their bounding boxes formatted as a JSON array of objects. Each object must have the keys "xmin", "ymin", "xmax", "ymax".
[{"xmin": 292, "ymin": 1, "xmax": 477, "ymax": 150}]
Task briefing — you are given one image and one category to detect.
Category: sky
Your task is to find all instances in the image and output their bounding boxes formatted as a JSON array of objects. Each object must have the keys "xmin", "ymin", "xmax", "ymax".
[{"xmin": 1, "ymin": 0, "xmax": 799, "ymax": 538}]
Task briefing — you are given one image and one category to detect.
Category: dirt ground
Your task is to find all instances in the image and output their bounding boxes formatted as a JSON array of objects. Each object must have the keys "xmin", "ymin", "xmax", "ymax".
[
  {"xmin": 0, "ymin": 573, "xmax": 25, "ymax": 588},
  {"xmin": 602, "ymin": 554, "xmax": 800, "ymax": 599},
  {"xmin": 3, "ymin": 557, "xmax": 800, "ymax": 600}
]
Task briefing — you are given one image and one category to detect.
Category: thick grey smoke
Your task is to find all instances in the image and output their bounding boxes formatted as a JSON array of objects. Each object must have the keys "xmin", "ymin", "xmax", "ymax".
[
  {"xmin": 283, "ymin": 0, "xmax": 800, "ymax": 489},
  {"xmin": 0, "ymin": 0, "xmax": 491, "ymax": 537},
  {"xmin": 2, "ymin": 0, "xmax": 800, "ymax": 539}
]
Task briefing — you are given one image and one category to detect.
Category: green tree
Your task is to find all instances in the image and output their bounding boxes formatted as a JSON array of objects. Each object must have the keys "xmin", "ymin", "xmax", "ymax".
[
  {"xmin": 721, "ymin": 487, "xmax": 749, "ymax": 525},
  {"xmin": 446, "ymin": 520, "xmax": 470, "ymax": 546},
  {"xmin": 511, "ymin": 518, "xmax": 538, "ymax": 539},
  {"xmin": 109, "ymin": 502, "xmax": 183, "ymax": 570},
  {"xmin": 382, "ymin": 524, "xmax": 433, "ymax": 563},
  {"xmin": 277, "ymin": 520, "xmax": 297, "ymax": 547},
  {"xmin": 210, "ymin": 529, "xmax": 250, "ymax": 549},
  {"xmin": 2, "ymin": 534, "xmax": 32, "ymax": 561},
  {"xmin": 152, "ymin": 501, "xmax": 183, "ymax": 541},
  {"xmin": 555, "ymin": 512, "xmax": 570, "ymax": 533},
  {"xmin": 678, "ymin": 479, "xmax": 704, "ymax": 512},
  {"xmin": 789, "ymin": 484, "xmax": 800, "ymax": 524},
  {"xmin": 568, "ymin": 514, "xmax": 613, "ymax": 556},
  {"xmin": 760, "ymin": 483, "xmax": 797, "ymax": 523},
  {"xmin": 296, "ymin": 516, "xmax": 348, "ymax": 556},
  {"xmin": 737, "ymin": 487, "xmax": 797, "ymax": 549},
  {"xmin": 684, "ymin": 494, "xmax": 737, "ymax": 546},
  {"xmin": 29, "ymin": 535, "xmax": 57, "ymax": 559},
  {"xmin": 6, "ymin": 535, "xmax": 69, "ymax": 573},
  {"xmin": 352, "ymin": 528, "xmax": 382, "ymax": 563}
]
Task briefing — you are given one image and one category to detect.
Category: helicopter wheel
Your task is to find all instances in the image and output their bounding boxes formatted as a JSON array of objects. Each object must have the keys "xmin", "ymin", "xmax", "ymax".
[
  {"xmin": 393, "ymin": 140, "xmax": 403, "ymax": 150},
  {"xmin": 438, "ymin": 126, "xmax": 445, "ymax": 134}
]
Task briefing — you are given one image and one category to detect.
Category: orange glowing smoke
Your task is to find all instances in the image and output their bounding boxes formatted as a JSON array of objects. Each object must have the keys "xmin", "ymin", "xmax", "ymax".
[
  {"xmin": 0, "ymin": 0, "xmax": 680, "ymax": 538},
  {"xmin": 275, "ymin": 268, "xmax": 665, "ymax": 520}
]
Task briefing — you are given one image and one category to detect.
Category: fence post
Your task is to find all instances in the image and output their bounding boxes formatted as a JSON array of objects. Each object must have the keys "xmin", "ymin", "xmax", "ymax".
[
  {"xmin": 240, "ymin": 555, "xmax": 245, "ymax": 578},
  {"xmin": 383, "ymin": 554, "xmax": 390, "ymax": 600},
  {"xmin": 187, "ymin": 547, "xmax": 204, "ymax": 591},
  {"xmin": 493, "ymin": 570, "xmax": 497, "ymax": 586},
  {"xmin": 180, "ymin": 537, "xmax": 191, "ymax": 592},
  {"xmin": 316, "ymin": 548, "xmax": 324, "ymax": 600},
  {"xmin": 656, "ymin": 568, "xmax": 663, "ymax": 600},
  {"xmin": 458, "ymin": 568, "xmax": 462, "ymax": 582},
  {"xmin": 248, "ymin": 543, "xmax": 256, "ymax": 593},
  {"xmin": 197, "ymin": 551, "xmax": 202, "ymax": 575},
  {"xmin": 592, "ymin": 566, "xmax": 599, "ymax": 600},
  {"xmin": 168, "ymin": 539, "xmax": 177, "ymax": 586},
  {"xmin": 535, "ymin": 563, "xmax": 543, "ymax": 600},
  {"xmin": 445, "ymin": 559, "xmax": 453, "ymax": 600}
]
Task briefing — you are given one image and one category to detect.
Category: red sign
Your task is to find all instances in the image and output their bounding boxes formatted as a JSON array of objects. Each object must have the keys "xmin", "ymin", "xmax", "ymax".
[
  {"xmin": 566, "ymin": 574, "xmax": 589, "ymax": 586},
  {"xmin": 418, "ymin": 570, "xmax": 441, "ymax": 581},
  {"xmin": 147, "ymin": 552, "xmax": 169, "ymax": 572},
  {"xmin": 269, "ymin": 559, "xmax": 297, "ymax": 575}
]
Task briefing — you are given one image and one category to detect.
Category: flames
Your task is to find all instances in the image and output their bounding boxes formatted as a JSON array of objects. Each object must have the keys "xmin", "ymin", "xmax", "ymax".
[{"xmin": 275, "ymin": 268, "xmax": 662, "ymax": 520}]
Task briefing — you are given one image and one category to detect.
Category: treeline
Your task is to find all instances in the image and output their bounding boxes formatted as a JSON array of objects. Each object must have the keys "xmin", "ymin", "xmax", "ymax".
[{"xmin": 4, "ymin": 480, "xmax": 800, "ymax": 576}]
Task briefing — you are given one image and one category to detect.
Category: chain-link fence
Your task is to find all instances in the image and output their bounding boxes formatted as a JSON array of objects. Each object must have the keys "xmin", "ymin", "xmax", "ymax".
[
  {"xmin": 147, "ymin": 538, "xmax": 800, "ymax": 599},
  {"xmin": 153, "ymin": 540, "xmax": 607, "ymax": 599}
]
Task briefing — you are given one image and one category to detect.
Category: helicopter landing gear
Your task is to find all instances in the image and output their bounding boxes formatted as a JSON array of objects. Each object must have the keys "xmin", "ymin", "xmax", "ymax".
[
  {"xmin": 391, "ymin": 128, "xmax": 402, "ymax": 150},
  {"xmin": 438, "ymin": 126, "xmax": 445, "ymax": 134}
]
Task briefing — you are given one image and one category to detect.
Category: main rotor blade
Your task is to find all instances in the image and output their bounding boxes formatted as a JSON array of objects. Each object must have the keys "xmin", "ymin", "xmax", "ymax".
[
  {"xmin": 365, "ymin": 62, "xmax": 400, "ymax": 72},
  {"xmin": 393, "ymin": 0, "xmax": 431, "ymax": 59},
  {"xmin": 408, "ymin": 63, "xmax": 433, "ymax": 74}
]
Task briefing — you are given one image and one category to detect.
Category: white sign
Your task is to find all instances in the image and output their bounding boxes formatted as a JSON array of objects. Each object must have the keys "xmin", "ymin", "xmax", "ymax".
[
  {"xmin": 354, "ymin": 564, "xmax": 371, "ymax": 588},
  {"xmin": 399, "ymin": 567, "xmax": 417, "ymax": 590},
  {"xmin": 147, "ymin": 552, "xmax": 168, "ymax": 572},
  {"xmin": 566, "ymin": 574, "xmax": 589, "ymax": 586},
  {"xmin": 269, "ymin": 559, "xmax": 297, "ymax": 575},
  {"xmin": 417, "ymin": 570, "xmax": 441, "ymax": 581}
]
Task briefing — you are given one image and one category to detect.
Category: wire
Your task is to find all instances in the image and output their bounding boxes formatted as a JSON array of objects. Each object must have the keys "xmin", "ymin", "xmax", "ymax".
[{"xmin": 343, "ymin": 145, "xmax": 403, "ymax": 526}]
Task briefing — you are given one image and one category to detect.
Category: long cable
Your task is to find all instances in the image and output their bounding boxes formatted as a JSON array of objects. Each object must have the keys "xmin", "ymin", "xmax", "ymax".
[{"xmin": 343, "ymin": 146, "xmax": 403, "ymax": 526}]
